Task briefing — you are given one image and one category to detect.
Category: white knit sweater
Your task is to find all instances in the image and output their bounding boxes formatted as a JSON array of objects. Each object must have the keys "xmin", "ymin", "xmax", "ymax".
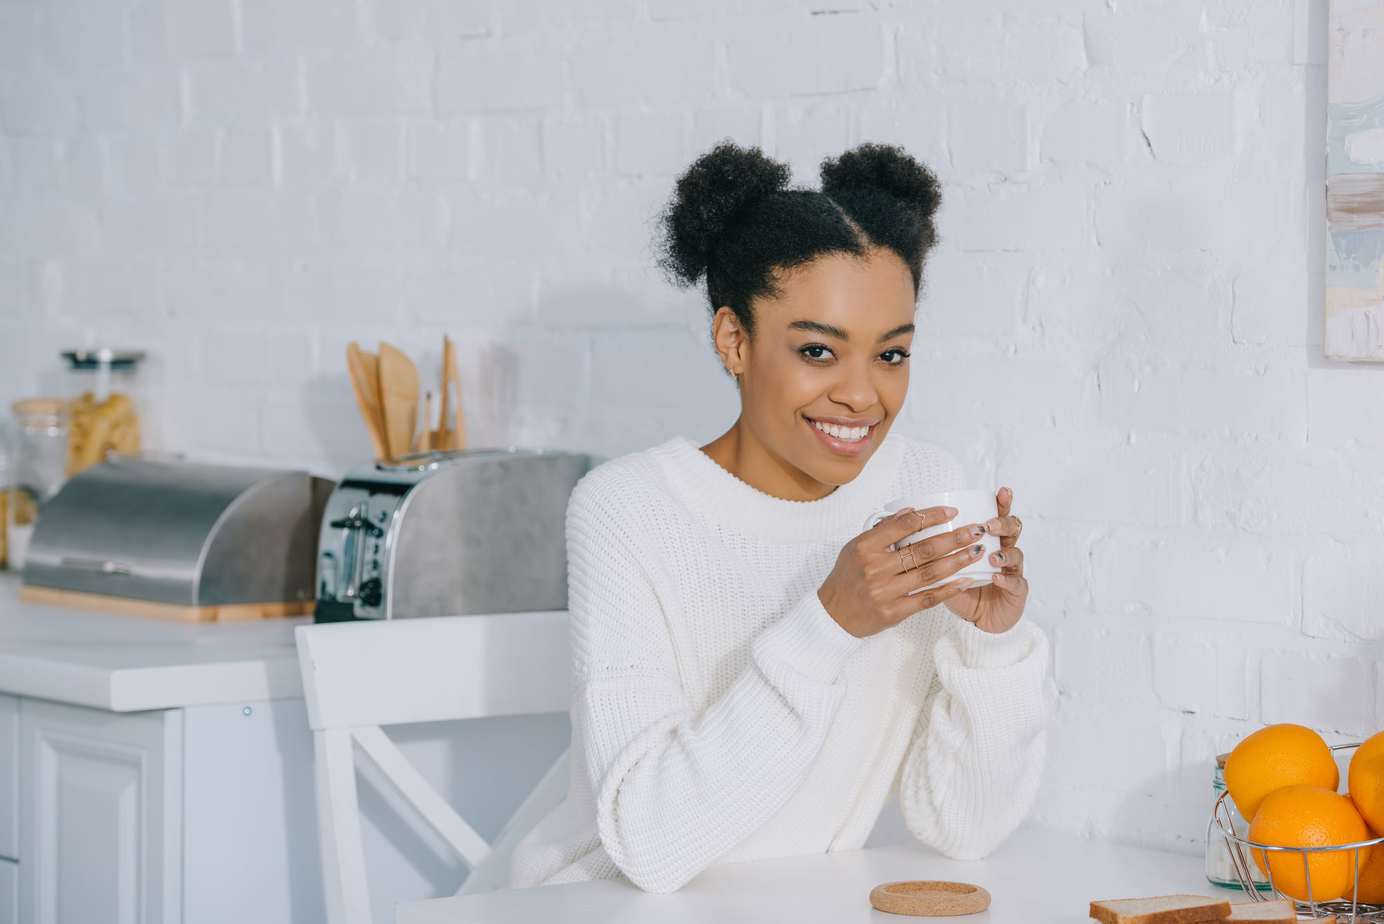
[{"xmin": 507, "ymin": 429, "xmax": 1057, "ymax": 894}]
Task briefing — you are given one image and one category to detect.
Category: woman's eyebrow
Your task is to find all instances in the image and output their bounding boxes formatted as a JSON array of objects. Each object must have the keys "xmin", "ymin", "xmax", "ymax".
[{"xmin": 787, "ymin": 320, "xmax": 915, "ymax": 342}]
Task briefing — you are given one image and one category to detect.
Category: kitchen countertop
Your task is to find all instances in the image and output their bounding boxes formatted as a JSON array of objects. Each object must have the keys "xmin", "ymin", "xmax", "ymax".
[
  {"xmin": 397, "ymin": 824, "xmax": 1229, "ymax": 924},
  {"xmin": 0, "ymin": 571, "xmax": 308, "ymax": 711}
]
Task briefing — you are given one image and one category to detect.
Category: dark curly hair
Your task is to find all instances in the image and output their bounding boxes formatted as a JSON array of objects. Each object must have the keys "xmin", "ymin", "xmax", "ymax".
[{"xmin": 656, "ymin": 140, "xmax": 942, "ymax": 338}]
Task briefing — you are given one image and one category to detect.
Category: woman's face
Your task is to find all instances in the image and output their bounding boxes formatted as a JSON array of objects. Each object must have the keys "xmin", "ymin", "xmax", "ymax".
[{"xmin": 721, "ymin": 246, "xmax": 917, "ymax": 490}]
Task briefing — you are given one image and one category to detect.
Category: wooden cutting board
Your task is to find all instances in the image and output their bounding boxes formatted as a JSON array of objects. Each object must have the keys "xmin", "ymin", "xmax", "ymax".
[{"xmin": 20, "ymin": 584, "xmax": 312, "ymax": 623}]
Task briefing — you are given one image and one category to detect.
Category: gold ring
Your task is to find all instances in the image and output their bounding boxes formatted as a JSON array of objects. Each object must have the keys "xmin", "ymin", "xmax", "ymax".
[{"xmin": 898, "ymin": 546, "xmax": 917, "ymax": 572}]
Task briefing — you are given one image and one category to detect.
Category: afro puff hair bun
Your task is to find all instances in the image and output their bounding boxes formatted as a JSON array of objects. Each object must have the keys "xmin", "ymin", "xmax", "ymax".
[
  {"xmin": 820, "ymin": 142, "xmax": 941, "ymax": 218},
  {"xmin": 657, "ymin": 141, "xmax": 791, "ymax": 286}
]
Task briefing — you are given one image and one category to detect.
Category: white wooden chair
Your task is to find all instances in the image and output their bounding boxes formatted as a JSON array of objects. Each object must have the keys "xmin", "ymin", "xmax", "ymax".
[{"xmin": 295, "ymin": 611, "xmax": 572, "ymax": 924}]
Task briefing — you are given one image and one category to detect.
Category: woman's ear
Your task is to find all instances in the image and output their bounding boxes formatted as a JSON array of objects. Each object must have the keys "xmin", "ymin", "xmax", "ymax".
[{"xmin": 710, "ymin": 306, "xmax": 747, "ymax": 380}]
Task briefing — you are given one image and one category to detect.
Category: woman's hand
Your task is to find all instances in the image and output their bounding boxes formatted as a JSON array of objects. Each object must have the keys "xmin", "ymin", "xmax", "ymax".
[
  {"xmin": 818, "ymin": 504, "xmax": 989, "ymax": 639},
  {"xmin": 942, "ymin": 486, "xmax": 1028, "ymax": 634}
]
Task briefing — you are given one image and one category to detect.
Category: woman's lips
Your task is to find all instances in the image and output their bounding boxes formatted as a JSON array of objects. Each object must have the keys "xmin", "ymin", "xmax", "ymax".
[{"xmin": 804, "ymin": 415, "xmax": 875, "ymax": 457}]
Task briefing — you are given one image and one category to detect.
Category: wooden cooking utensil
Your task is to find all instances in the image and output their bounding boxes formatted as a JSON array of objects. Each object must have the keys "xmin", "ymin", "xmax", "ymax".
[
  {"xmin": 377, "ymin": 342, "xmax": 419, "ymax": 460},
  {"xmin": 444, "ymin": 335, "xmax": 466, "ymax": 450},
  {"xmin": 412, "ymin": 391, "xmax": 434, "ymax": 452},
  {"xmin": 346, "ymin": 342, "xmax": 388, "ymax": 459},
  {"xmin": 436, "ymin": 335, "xmax": 452, "ymax": 447},
  {"xmin": 433, "ymin": 335, "xmax": 466, "ymax": 451}
]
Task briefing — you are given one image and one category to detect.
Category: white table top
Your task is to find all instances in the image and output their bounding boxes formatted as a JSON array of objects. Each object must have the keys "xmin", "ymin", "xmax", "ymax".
[
  {"xmin": 396, "ymin": 824, "xmax": 1234, "ymax": 924},
  {"xmin": 0, "ymin": 572, "xmax": 305, "ymax": 711}
]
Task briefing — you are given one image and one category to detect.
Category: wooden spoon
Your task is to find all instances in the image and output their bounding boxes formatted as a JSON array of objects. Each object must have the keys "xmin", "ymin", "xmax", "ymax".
[
  {"xmin": 346, "ymin": 342, "xmax": 388, "ymax": 459},
  {"xmin": 441, "ymin": 334, "xmax": 466, "ymax": 450},
  {"xmin": 377, "ymin": 342, "xmax": 419, "ymax": 460}
]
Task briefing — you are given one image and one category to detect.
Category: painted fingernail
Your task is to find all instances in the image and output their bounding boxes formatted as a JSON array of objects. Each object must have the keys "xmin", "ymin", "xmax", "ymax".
[
  {"xmin": 971, "ymin": 544, "xmax": 984, "ymax": 556},
  {"xmin": 992, "ymin": 551, "xmax": 1004, "ymax": 564},
  {"xmin": 970, "ymin": 525, "xmax": 985, "ymax": 538}
]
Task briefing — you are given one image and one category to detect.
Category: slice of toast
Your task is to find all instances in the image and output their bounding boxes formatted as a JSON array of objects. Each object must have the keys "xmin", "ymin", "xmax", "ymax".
[
  {"xmin": 1090, "ymin": 894, "xmax": 1233, "ymax": 924},
  {"xmin": 1226, "ymin": 900, "xmax": 1296, "ymax": 923}
]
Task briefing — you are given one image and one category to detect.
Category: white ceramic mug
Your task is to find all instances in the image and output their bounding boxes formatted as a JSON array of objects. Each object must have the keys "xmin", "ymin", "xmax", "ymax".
[{"xmin": 862, "ymin": 489, "xmax": 1002, "ymax": 593}]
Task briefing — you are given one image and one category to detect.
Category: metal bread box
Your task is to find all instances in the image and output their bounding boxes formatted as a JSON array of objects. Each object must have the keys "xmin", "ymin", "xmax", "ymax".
[
  {"xmin": 21, "ymin": 457, "xmax": 333, "ymax": 621},
  {"xmin": 314, "ymin": 448, "xmax": 595, "ymax": 621}
]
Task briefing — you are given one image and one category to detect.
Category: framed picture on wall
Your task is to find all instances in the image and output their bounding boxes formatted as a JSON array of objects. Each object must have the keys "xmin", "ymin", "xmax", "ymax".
[{"xmin": 1325, "ymin": 0, "xmax": 1384, "ymax": 361}]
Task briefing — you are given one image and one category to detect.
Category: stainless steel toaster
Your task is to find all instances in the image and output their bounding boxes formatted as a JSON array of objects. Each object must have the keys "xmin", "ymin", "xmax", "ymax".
[{"xmin": 313, "ymin": 447, "xmax": 596, "ymax": 621}]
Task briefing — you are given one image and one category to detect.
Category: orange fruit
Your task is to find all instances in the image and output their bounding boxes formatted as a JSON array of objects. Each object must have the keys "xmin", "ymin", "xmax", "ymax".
[
  {"xmin": 1225, "ymin": 724, "xmax": 1339, "ymax": 822},
  {"xmin": 1353, "ymin": 843, "xmax": 1384, "ymax": 904},
  {"xmin": 1349, "ymin": 731, "xmax": 1384, "ymax": 834},
  {"xmin": 1249, "ymin": 785, "xmax": 1371, "ymax": 902}
]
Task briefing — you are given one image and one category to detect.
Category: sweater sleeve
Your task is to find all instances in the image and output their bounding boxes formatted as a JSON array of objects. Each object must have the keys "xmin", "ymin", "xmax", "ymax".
[
  {"xmin": 898, "ymin": 616, "xmax": 1056, "ymax": 859},
  {"xmin": 567, "ymin": 483, "xmax": 864, "ymax": 894}
]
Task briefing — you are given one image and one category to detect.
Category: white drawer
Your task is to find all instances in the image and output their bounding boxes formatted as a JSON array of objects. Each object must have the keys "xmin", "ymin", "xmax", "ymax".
[{"xmin": 0, "ymin": 695, "xmax": 15, "ymax": 861}]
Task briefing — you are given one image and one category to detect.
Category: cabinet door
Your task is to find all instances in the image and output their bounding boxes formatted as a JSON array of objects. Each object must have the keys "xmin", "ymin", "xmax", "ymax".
[
  {"xmin": 0, "ymin": 858, "xmax": 16, "ymax": 924},
  {"xmin": 0, "ymin": 694, "xmax": 16, "ymax": 861},
  {"xmin": 19, "ymin": 701, "xmax": 182, "ymax": 924}
]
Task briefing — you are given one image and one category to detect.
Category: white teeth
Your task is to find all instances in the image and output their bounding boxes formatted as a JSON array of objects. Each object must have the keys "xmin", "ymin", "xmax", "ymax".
[{"xmin": 811, "ymin": 419, "xmax": 869, "ymax": 442}]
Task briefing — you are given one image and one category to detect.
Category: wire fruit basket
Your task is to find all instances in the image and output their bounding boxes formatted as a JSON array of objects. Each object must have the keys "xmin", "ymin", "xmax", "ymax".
[{"xmin": 1212, "ymin": 743, "xmax": 1384, "ymax": 923}]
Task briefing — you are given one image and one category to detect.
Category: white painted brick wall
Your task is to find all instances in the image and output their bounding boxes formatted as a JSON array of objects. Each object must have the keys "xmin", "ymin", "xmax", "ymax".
[{"xmin": 1, "ymin": 0, "xmax": 1380, "ymax": 863}]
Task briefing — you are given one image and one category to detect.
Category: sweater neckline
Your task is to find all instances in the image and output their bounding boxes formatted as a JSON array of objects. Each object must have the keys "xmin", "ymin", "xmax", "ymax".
[{"xmin": 653, "ymin": 431, "xmax": 903, "ymax": 543}]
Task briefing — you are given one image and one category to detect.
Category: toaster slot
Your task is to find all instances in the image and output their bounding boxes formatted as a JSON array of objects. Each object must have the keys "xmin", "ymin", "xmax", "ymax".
[
  {"xmin": 330, "ymin": 504, "xmax": 379, "ymax": 600},
  {"xmin": 317, "ymin": 550, "xmax": 338, "ymax": 600},
  {"xmin": 316, "ymin": 494, "xmax": 390, "ymax": 620}
]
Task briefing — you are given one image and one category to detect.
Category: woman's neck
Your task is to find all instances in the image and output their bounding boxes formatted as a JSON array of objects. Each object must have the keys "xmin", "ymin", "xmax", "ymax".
[{"xmin": 699, "ymin": 420, "xmax": 840, "ymax": 502}]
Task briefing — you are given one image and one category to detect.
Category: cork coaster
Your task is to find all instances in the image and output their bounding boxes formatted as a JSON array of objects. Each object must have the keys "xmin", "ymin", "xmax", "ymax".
[{"xmin": 869, "ymin": 880, "xmax": 992, "ymax": 916}]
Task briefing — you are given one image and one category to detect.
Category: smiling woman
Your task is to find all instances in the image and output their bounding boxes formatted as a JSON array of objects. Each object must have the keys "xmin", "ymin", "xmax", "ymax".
[
  {"xmin": 506, "ymin": 141, "xmax": 1055, "ymax": 894},
  {"xmin": 712, "ymin": 252, "xmax": 915, "ymax": 472},
  {"xmin": 660, "ymin": 142, "xmax": 934, "ymax": 500}
]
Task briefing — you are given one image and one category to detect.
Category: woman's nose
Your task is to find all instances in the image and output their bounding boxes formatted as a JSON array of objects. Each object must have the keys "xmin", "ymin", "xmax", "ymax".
[{"xmin": 828, "ymin": 364, "xmax": 880, "ymax": 411}]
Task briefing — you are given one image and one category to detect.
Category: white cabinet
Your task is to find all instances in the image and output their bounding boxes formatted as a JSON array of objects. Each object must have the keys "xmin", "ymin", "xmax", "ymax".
[
  {"xmin": 0, "ymin": 694, "xmax": 567, "ymax": 923},
  {"xmin": 18, "ymin": 701, "xmax": 182, "ymax": 924},
  {"xmin": 1, "ymin": 859, "xmax": 16, "ymax": 924},
  {"xmin": 0, "ymin": 695, "xmax": 16, "ymax": 862}
]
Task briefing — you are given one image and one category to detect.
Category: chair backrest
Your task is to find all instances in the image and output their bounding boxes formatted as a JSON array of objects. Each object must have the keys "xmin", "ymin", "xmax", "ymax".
[{"xmin": 295, "ymin": 611, "xmax": 570, "ymax": 924}]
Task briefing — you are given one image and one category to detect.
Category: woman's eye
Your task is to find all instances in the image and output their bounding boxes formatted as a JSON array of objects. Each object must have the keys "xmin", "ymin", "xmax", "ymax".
[{"xmin": 799, "ymin": 345, "xmax": 911, "ymax": 365}]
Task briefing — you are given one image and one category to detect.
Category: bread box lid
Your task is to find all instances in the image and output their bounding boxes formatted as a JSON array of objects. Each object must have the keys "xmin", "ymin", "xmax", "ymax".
[{"xmin": 22, "ymin": 456, "xmax": 332, "ymax": 608}]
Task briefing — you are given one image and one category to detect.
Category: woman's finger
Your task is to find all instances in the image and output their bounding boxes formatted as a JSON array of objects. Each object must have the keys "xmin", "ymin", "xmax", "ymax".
[
  {"xmin": 869, "ymin": 505, "xmax": 956, "ymax": 551},
  {"xmin": 990, "ymin": 545, "xmax": 1023, "ymax": 574},
  {"xmin": 984, "ymin": 513, "xmax": 1023, "ymax": 549},
  {"xmin": 890, "ymin": 575, "xmax": 976, "ymax": 619},
  {"xmin": 988, "ymin": 572, "xmax": 1029, "ymax": 597},
  {"xmin": 893, "ymin": 522, "xmax": 983, "ymax": 571},
  {"xmin": 887, "ymin": 544, "xmax": 981, "ymax": 594},
  {"xmin": 996, "ymin": 486, "xmax": 1012, "ymax": 519}
]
